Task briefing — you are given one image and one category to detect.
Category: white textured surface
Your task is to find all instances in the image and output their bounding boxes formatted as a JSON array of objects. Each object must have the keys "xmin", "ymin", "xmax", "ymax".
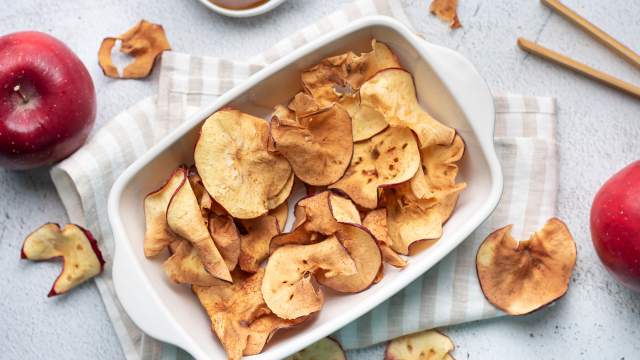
[{"xmin": 1, "ymin": 1, "xmax": 639, "ymax": 359}]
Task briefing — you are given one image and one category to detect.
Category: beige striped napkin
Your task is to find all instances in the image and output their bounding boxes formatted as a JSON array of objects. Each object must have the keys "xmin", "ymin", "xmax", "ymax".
[{"xmin": 49, "ymin": 0, "xmax": 558, "ymax": 358}]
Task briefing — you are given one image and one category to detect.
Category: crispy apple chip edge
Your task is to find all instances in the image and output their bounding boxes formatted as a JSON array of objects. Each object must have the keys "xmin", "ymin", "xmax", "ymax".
[
  {"xmin": 476, "ymin": 218, "xmax": 577, "ymax": 315},
  {"xmin": 98, "ymin": 20, "xmax": 171, "ymax": 79}
]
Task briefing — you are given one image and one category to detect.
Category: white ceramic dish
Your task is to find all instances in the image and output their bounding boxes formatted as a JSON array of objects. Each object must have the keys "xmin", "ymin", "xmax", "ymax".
[
  {"xmin": 196, "ymin": 0, "xmax": 288, "ymax": 18},
  {"xmin": 108, "ymin": 16, "xmax": 502, "ymax": 360}
]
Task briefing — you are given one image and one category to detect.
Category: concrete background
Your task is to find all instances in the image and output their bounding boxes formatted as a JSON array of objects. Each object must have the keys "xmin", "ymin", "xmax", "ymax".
[{"xmin": 1, "ymin": 0, "xmax": 639, "ymax": 359}]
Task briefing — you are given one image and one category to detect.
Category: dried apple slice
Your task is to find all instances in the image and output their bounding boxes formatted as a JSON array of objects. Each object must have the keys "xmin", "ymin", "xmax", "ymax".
[
  {"xmin": 143, "ymin": 167, "xmax": 186, "ymax": 257},
  {"xmin": 271, "ymin": 104, "xmax": 353, "ymax": 186},
  {"xmin": 317, "ymin": 223, "xmax": 382, "ymax": 293},
  {"xmin": 339, "ymin": 93, "xmax": 388, "ymax": 142},
  {"xmin": 430, "ymin": 0, "xmax": 462, "ymax": 29},
  {"xmin": 385, "ymin": 329, "xmax": 454, "ymax": 360},
  {"xmin": 271, "ymin": 202, "xmax": 289, "ymax": 232},
  {"xmin": 287, "ymin": 338, "xmax": 346, "ymax": 360},
  {"xmin": 360, "ymin": 69, "xmax": 455, "ymax": 149},
  {"xmin": 21, "ymin": 223, "xmax": 105, "ymax": 297},
  {"xmin": 188, "ymin": 168, "xmax": 214, "ymax": 219},
  {"xmin": 363, "ymin": 209, "xmax": 407, "ymax": 268},
  {"xmin": 244, "ymin": 313, "xmax": 306, "ymax": 356},
  {"xmin": 194, "ymin": 109, "xmax": 292, "ymax": 219},
  {"xmin": 208, "ymin": 214, "xmax": 241, "ymax": 271},
  {"xmin": 261, "ymin": 236, "xmax": 358, "ymax": 319},
  {"xmin": 163, "ymin": 240, "xmax": 222, "ymax": 286},
  {"xmin": 288, "ymin": 92, "xmax": 322, "ymax": 117},
  {"xmin": 239, "ymin": 213, "xmax": 280, "ymax": 273},
  {"xmin": 167, "ymin": 173, "xmax": 231, "ymax": 282},
  {"xmin": 330, "ymin": 126, "xmax": 421, "ymax": 209},
  {"xmin": 476, "ymin": 218, "xmax": 577, "ymax": 315},
  {"xmin": 421, "ymin": 135, "xmax": 465, "ymax": 192}
]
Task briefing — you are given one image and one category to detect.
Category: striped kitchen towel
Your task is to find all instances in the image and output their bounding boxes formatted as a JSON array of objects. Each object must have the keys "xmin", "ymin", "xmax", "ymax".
[{"xmin": 49, "ymin": 0, "xmax": 558, "ymax": 358}]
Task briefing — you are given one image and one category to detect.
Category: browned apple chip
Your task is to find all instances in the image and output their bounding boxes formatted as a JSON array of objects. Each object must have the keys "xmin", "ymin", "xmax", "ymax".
[
  {"xmin": 330, "ymin": 126, "xmax": 421, "ymax": 209},
  {"xmin": 261, "ymin": 236, "xmax": 358, "ymax": 319},
  {"xmin": 143, "ymin": 167, "xmax": 185, "ymax": 257},
  {"xmin": 239, "ymin": 213, "xmax": 280, "ymax": 273},
  {"xmin": 360, "ymin": 69, "xmax": 455, "ymax": 149},
  {"xmin": 421, "ymin": 135, "xmax": 465, "ymax": 193},
  {"xmin": 430, "ymin": 0, "xmax": 462, "ymax": 29},
  {"xmin": 208, "ymin": 214, "xmax": 241, "ymax": 271},
  {"xmin": 271, "ymin": 104, "xmax": 353, "ymax": 186},
  {"xmin": 271, "ymin": 202, "xmax": 289, "ymax": 232},
  {"xmin": 385, "ymin": 329, "xmax": 454, "ymax": 360},
  {"xmin": 287, "ymin": 337, "xmax": 346, "ymax": 360},
  {"xmin": 167, "ymin": 172, "xmax": 231, "ymax": 282},
  {"xmin": 317, "ymin": 223, "xmax": 382, "ymax": 293},
  {"xmin": 194, "ymin": 109, "xmax": 293, "ymax": 219},
  {"xmin": 98, "ymin": 20, "xmax": 171, "ymax": 79},
  {"xmin": 476, "ymin": 218, "xmax": 577, "ymax": 315},
  {"xmin": 363, "ymin": 209, "xmax": 407, "ymax": 268},
  {"xmin": 244, "ymin": 313, "xmax": 306, "ymax": 356},
  {"xmin": 188, "ymin": 169, "xmax": 214, "ymax": 219},
  {"xmin": 339, "ymin": 93, "xmax": 388, "ymax": 142},
  {"xmin": 288, "ymin": 92, "xmax": 322, "ymax": 117},
  {"xmin": 163, "ymin": 240, "xmax": 222, "ymax": 286}
]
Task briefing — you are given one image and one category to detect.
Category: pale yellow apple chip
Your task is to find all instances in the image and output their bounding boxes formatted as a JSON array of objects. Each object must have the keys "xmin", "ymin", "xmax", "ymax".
[
  {"xmin": 421, "ymin": 135, "xmax": 465, "ymax": 193},
  {"xmin": 239, "ymin": 213, "xmax": 280, "ymax": 273},
  {"xmin": 143, "ymin": 167, "xmax": 186, "ymax": 257},
  {"xmin": 271, "ymin": 104, "xmax": 353, "ymax": 186},
  {"xmin": 385, "ymin": 329, "xmax": 454, "ymax": 360},
  {"xmin": 360, "ymin": 69, "xmax": 455, "ymax": 149},
  {"xmin": 194, "ymin": 109, "xmax": 293, "ymax": 219},
  {"xmin": 339, "ymin": 93, "xmax": 388, "ymax": 142},
  {"xmin": 330, "ymin": 126, "xmax": 421, "ymax": 209},
  {"xmin": 98, "ymin": 20, "xmax": 171, "ymax": 79},
  {"xmin": 363, "ymin": 209, "xmax": 407, "ymax": 268},
  {"xmin": 476, "ymin": 218, "xmax": 577, "ymax": 315},
  {"xmin": 261, "ymin": 236, "xmax": 358, "ymax": 319},
  {"xmin": 21, "ymin": 223, "xmax": 105, "ymax": 297},
  {"xmin": 167, "ymin": 172, "xmax": 231, "ymax": 282},
  {"xmin": 287, "ymin": 337, "xmax": 346, "ymax": 360},
  {"xmin": 317, "ymin": 223, "xmax": 382, "ymax": 293},
  {"xmin": 430, "ymin": 0, "xmax": 462, "ymax": 29},
  {"xmin": 208, "ymin": 214, "xmax": 240, "ymax": 271},
  {"xmin": 163, "ymin": 240, "xmax": 222, "ymax": 286}
]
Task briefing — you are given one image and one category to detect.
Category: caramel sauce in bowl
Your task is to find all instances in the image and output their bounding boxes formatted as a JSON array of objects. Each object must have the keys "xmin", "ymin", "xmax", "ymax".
[{"xmin": 197, "ymin": 0, "xmax": 288, "ymax": 17}]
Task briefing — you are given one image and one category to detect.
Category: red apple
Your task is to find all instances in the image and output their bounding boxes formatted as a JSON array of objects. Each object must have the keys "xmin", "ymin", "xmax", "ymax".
[
  {"xmin": 0, "ymin": 31, "xmax": 96, "ymax": 170},
  {"xmin": 590, "ymin": 160, "xmax": 640, "ymax": 292}
]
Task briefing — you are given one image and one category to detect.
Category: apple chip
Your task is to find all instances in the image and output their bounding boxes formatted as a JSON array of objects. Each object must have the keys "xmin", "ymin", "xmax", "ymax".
[
  {"xmin": 208, "ymin": 214, "xmax": 241, "ymax": 271},
  {"xmin": 363, "ymin": 209, "xmax": 407, "ymax": 268},
  {"xmin": 330, "ymin": 126, "xmax": 421, "ymax": 209},
  {"xmin": 288, "ymin": 92, "xmax": 322, "ymax": 117},
  {"xmin": 287, "ymin": 337, "xmax": 346, "ymax": 360},
  {"xmin": 430, "ymin": 0, "xmax": 462, "ymax": 29},
  {"xmin": 239, "ymin": 213, "xmax": 280, "ymax": 273},
  {"xmin": 271, "ymin": 104, "xmax": 353, "ymax": 186},
  {"xmin": 188, "ymin": 168, "xmax": 214, "ymax": 219},
  {"xmin": 339, "ymin": 93, "xmax": 388, "ymax": 142},
  {"xmin": 163, "ymin": 240, "xmax": 222, "ymax": 286},
  {"xmin": 385, "ymin": 329, "xmax": 454, "ymax": 360},
  {"xmin": 21, "ymin": 223, "xmax": 105, "ymax": 297},
  {"xmin": 167, "ymin": 172, "xmax": 231, "ymax": 282},
  {"xmin": 194, "ymin": 109, "xmax": 293, "ymax": 219},
  {"xmin": 317, "ymin": 223, "xmax": 382, "ymax": 293},
  {"xmin": 476, "ymin": 218, "xmax": 577, "ymax": 315},
  {"xmin": 244, "ymin": 313, "xmax": 305, "ymax": 356},
  {"xmin": 271, "ymin": 202, "xmax": 289, "ymax": 232},
  {"xmin": 98, "ymin": 20, "xmax": 171, "ymax": 79},
  {"xmin": 143, "ymin": 167, "xmax": 185, "ymax": 257},
  {"xmin": 262, "ymin": 236, "xmax": 358, "ymax": 319},
  {"xmin": 360, "ymin": 69, "xmax": 455, "ymax": 149}
]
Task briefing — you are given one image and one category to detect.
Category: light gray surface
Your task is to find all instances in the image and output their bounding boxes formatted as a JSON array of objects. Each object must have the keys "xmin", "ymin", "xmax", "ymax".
[{"xmin": 1, "ymin": 0, "xmax": 639, "ymax": 359}]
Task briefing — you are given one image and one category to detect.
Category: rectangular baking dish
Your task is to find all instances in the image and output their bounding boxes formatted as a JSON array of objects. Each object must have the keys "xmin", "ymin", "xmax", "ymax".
[{"xmin": 108, "ymin": 16, "xmax": 503, "ymax": 360}]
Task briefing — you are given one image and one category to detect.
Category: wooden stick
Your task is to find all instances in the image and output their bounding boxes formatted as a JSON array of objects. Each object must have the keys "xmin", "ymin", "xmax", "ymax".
[
  {"xmin": 541, "ymin": 0, "xmax": 640, "ymax": 69},
  {"xmin": 517, "ymin": 37, "xmax": 640, "ymax": 99}
]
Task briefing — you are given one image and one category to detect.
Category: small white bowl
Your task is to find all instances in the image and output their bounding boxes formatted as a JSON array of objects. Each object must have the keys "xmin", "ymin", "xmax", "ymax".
[{"xmin": 196, "ymin": 0, "xmax": 288, "ymax": 17}]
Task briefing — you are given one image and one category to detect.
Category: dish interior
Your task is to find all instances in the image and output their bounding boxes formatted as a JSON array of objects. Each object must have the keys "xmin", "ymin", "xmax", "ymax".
[{"xmin": 115, "ymin": 24, "xmax": 493, "ymax": 359}]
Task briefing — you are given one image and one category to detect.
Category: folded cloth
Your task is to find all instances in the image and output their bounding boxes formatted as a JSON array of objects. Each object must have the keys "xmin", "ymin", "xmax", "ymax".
[{"xmin": 50, "ymin": 0, "xmax": 558, "ymax": 358}]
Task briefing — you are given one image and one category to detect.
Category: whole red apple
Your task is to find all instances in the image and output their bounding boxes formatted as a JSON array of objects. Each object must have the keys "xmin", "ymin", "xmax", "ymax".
[
  {"xmin": 0, "ymin": 31, "xmax": 96, "ymax": 170},
  {"xmin": 590, "ymin": 161, "xmax": 640, "ymax": 292}
]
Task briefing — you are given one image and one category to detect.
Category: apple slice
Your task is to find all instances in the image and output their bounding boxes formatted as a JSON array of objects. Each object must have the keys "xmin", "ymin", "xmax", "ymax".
[
  {"xmin": 167, "ymin": 172, "xmax": 231, "ymax": 282},
  {"xmin": 143, "ymin": 167, "xmax": 185, "ymax": 257},
  {"xmin": 208, "ymin": 214, "xmax": 241, "ymax": 272},
  {"xmin": 339, "ymin": 93, "xmax": 388, "ymax": 142},
  {"xmin": 476, "ymin": 218, "xmax": 577, "ymax": 315},
  {"xmin": 286, "ymin": 337, "xmax": 346, "ymax": 360},
  {"xmin": 363, "ymin": 209, "xmax": 407, "ymax": 268},
  {"xmin": 163, "ymin": 240, "xmax": 223, "ymax": 286},
  {"xmin": 360, "ymin": 68, "xmax": 455, "ymax": 149},
  {"xmin": 21, "ymin": 223, "xmax": 105, "ymax": 297},
  {"xmin": 384, "ymin": 329, "xmax": 454, "ymax": 360},
  {"xmin": 261, "ymin": 236, "xmax": 358, "ymax": 319},
  {"xmin": 239, "ymin": 213, "xmax": 280, "ymax": 273}
]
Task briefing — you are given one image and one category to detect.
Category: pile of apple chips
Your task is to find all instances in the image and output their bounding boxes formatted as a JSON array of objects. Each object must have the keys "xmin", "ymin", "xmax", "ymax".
[{"xmin": 143, "ymin": 39, "xmax": 465, "ymax": 360}]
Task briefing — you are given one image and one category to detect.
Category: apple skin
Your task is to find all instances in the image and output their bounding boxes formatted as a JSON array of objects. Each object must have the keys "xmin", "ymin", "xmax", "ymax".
[
  {"xmin": 590, "ymin": 161, "xmax": 640, "ymax": 292},
  {"xmin": 0, "ymin": 31, "xmax": 96, "ymax": 170}
]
